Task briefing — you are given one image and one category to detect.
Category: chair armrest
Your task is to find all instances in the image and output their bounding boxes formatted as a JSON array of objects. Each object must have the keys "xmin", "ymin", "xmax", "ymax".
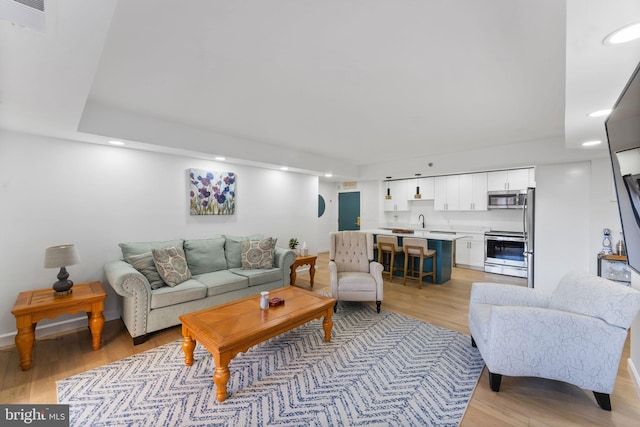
[
  {"xmin": 483, "ymin": 306, "xmax": 627, "ymax": 393},
  {"xmin": 329, "ymin": 261, "xmax": 339, "ymax": 296},
  {"xmin": 369, "ymin": 261, "xmax": 384, "ymax": 299},
  {"xmin": 470, "ymin": 282, "xmax": 551, "ymax": 308}
]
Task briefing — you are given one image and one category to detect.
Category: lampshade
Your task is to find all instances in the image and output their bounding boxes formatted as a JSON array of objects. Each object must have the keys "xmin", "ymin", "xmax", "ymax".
[{"xmin": 44, "ymin": 244, "xmax": 81, "ymax": 268}]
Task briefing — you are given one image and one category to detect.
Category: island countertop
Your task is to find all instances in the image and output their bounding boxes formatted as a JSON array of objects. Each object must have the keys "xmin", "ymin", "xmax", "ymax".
[{"xmin": 364, "ymin": 229, "xmax": 467, "ymax": 241}]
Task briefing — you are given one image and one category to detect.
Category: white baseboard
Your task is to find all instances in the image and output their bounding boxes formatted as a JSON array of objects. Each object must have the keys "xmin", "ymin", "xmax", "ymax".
[
  {"xmin": 628, "ymin": 357, "xmax": 640, "ymax": 400},
  {"xmin": 0, "ymin": 309, "xmax": 120, "ymax": 349}
]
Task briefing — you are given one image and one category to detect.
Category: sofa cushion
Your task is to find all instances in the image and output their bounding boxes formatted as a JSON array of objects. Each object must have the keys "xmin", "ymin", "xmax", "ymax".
[
  {"xmin": 183, "ymin": 237, "xmax": 227, "ymax": 275},
  {"xmin": 150, "ymin": 279, "xmax": 206, "ymax": 309},
  {"xmin": 128, "ymin": 252, "xmax": 165, "ymax": 290},
  {"xmin": 193, "ymin": 270, "xmax": 250, "ymax": 296},
  {"xmin": 152, "ymin": 246, "xmax": 192, "ymax": 287},
  {"xmin": 241, "ymin": 237, "xmax": 274, "ymax": 269},
  {"xmin": 224, "ymin": 234, "xmax": 263, "ymax": 268},
  {"xmin": 119, "ymin": 239, "xmax": 184, "ymax": 264},
  {"xmin": 229, "ymin": 267, "xmax": 283, "ymax": 287}
]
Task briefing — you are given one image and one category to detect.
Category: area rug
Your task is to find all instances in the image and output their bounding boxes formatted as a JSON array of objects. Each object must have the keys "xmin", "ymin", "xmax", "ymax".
[{"xmin": 57, "ymin": 302, "xmax": 484, "ymax": 426}]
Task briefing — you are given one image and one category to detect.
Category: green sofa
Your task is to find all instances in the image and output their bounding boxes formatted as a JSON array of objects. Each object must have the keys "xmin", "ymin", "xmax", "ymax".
[{"xmin": 104, "ymin": 235, "xmax": 296, "ymax": 344}]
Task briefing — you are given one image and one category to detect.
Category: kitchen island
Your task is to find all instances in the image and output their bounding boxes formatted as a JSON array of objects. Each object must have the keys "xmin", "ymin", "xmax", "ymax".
[{"xmin": 366, "ymin": 229, "xmax": 465, "ymax": 285}]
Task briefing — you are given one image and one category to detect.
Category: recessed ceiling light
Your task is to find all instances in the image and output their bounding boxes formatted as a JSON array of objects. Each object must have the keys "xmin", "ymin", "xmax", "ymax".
[
  {"xmin": 325, "ymin": 173, "xmax": 333, "ymax": 178},
  {"xmin": 280, "ymin": 167, "xmax": 289, "ymax": 171},
  {"xmin": 582, "ymin": 140, "xmax": 602, "ymax": 147},
  {"xmin": 108, "ymin": 140, "xmax": 125, "ymax": 146},
  {"xmin": 587, "ymin": 109, "xmax": 612, "ymax": 118},
  {"xmin": 604, "ymin": 22, "xmax": 640, "ymax": 45},
  {"xmin": 215, "ymin": 156, "xmax": 226, "ymax": 161}
]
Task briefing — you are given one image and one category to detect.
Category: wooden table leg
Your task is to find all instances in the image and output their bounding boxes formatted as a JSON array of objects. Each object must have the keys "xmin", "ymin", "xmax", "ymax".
[
  {"xmin": 309, "ymin": 263, "xmax": 316, "ymax": 287},
  {"xmin": 15, "ymin": 319, "xmax": 35, "ymax": 371},
  {"xmin": 322, "ymin": 308, "xmax": 333, "ymax": 342},
  {"xmin": 182, "ymin": 327, "xmax": 196, "ymax": 366},
  {"xmin": 290, "ymin": 268, "xmax": 297, "ymax": 285},
  {"xmin": 88, "ymin": 310, "xmax": 105, "ymax": 350},
  {"xmin": 213, "ymin": 352, "xmax": 231, "ymax": 402}
]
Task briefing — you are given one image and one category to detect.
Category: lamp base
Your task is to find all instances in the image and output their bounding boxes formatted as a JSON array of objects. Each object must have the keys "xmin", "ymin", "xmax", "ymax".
[
  {"xmin": 52, "ymin": 267, "xmax": 74, "ymax": 296},
  {"xmin": 54, "ymin": 288, "xmax": 73, "ymax": 297}
]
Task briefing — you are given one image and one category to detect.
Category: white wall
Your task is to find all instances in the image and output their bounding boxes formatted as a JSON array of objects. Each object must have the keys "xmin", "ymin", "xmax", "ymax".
[
  {"xmin": 318, "ymin": 181, "xmax": 338, "ymax": 252},
  {"xmin": 0, "ymin": 131, "xmax": 318, "ymax": 346},
  {"xmin": 534, "ymin": 161, "xmax": 591, "ymax": 291}
]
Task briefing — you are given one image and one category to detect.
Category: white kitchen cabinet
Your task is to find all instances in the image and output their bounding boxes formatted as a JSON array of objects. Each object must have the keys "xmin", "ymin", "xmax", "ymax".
[
  {"xmin": 407, "ymin": 176, "xmax": 435, "ymax": 200},
  {"xmin": 455, "ymin": 234, "xmax": 485, "ymax": 269},
  {"xmin": 384, "ymin": 180, "xmax": 409, "ymax": 211},
  {"xmin": 434, "ymin": 175, "xmax": 460, "ymax": 211},
  {"xmin": 487, "ymin": 168, "xmax": 532, "ymax": 191},
  {"xmin": 459, "ymin": 173, "xmax": 488, "ymax": 211}
]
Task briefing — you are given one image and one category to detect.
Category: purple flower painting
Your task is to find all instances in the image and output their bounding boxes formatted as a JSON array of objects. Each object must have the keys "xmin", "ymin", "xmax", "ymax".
[{"xmin": 189, "ymin": 169, "xmax": 236, "ymax": 215}]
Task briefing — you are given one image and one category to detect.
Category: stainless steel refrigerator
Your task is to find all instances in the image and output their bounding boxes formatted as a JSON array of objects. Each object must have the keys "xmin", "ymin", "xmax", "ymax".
[{"xmin": 524, "ymin": 187, "xmax": 535, "ymax": 288}]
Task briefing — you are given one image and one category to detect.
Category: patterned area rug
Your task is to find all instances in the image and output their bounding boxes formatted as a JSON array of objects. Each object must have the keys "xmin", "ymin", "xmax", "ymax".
[{"xmin": 57, "ymin": 302, "xmax": 484, "ymax": 426}]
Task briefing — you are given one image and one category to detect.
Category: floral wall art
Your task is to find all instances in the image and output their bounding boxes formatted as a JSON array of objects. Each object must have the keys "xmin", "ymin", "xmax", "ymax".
[{"xmin": 189, "ymin": 169, "xmax": 236, "ymax": 215}]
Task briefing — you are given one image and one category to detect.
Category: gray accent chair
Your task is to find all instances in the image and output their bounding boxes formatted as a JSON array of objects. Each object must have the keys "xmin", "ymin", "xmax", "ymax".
[
  {"xmin": 329, "ymin": 231, "xmax": 384, "ymax": 313},
  {"xmin": 468, "ymin": 271, "xmax": 640, "ymax": 410}
]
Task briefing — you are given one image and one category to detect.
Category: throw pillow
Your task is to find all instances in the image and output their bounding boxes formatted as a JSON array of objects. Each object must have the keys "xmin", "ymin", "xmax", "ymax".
[
  {"xmin": 270, "ymin": 237, "xmax": 278, "ymax": 267},
  {"xmin": 128, "ymin": 252, "xmax": 166, "ymax": 290},
  {"xmin": 241, "ymin": 237, "xmax": 274, "ymax": 269},
  {"xmin": 151, "ymin": 246, "xmax": 192, "ymax": 287},
  {"xmin": 224, "ymin": 234, "xmax": 263, "ymax": 268},
  {"xmin": 183, "ymin": 237, "xmax": 227, "ymax": 275},
  {"xmin": 119, "ymin": 239, "xmax": 184, "ymax": 264}
]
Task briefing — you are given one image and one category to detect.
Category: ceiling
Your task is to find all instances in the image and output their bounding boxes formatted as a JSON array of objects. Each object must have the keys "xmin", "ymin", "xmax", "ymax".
[{"xmin": 1, "ymin": 0, "xmax": 639, "ymax": 180}]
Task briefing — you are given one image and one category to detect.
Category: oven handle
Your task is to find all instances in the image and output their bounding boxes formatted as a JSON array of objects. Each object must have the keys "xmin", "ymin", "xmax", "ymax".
[{"xmin": 485, "ymin": 236, "xmax": 526, "ymax": 243}]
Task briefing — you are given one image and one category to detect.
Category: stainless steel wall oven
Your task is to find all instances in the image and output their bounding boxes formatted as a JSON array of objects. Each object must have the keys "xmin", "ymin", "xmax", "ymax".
[{"xmin": 484, "ymin": 231, "xmax": 527, "ymax": 278}]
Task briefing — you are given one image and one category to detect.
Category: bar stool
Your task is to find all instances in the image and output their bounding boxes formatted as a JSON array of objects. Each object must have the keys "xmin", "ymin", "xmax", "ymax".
[
  {"xmin": 377, "ymin": 235, "xmax": 403, "ymax": 282},
  {"xmin": 402, "ymin": 237, "xmax": 436, "ymax": 288}
]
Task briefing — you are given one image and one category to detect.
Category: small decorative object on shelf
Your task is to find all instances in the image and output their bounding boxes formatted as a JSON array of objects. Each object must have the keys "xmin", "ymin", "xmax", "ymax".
[
  {"xmin": 616, "ymin": 232, "xmax": 626, "ymax": 256},
  {"xmin": 600, "ymin": 228, "xmax": 613, "ymax": 254},
  {"xmin": 260, "ymin": 291, "xmax": 270, "ymax": 310}
]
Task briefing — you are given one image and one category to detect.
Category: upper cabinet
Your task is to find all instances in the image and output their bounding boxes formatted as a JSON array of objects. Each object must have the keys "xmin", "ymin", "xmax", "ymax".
[
  {"xmin": 434, "ymin": 175, "xmax": 460, "ymax": 211},
  {"xmin": 407, "ymin": 176, "xmax": 435, "ymax": 201},
  {"xmin": 487, "ymin": 169, "xmax": 533, "ymax": 191},
  {"xmin": 383, "ymin": 180, "xmax": 409, "ymax": 211},
  {"xmin": 459, "ymin": 172, "xmax": 488, "ymax": 211}
]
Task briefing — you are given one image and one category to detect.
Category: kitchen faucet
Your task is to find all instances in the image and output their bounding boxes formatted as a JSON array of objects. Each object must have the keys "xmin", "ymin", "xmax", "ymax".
[{"xmin": 418, "ymin": 214, "xmax": 425, "ymax": 228}]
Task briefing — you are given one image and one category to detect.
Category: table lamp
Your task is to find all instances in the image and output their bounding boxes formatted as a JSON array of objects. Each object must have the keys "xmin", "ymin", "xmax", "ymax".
[{"xmin": 44, "ymin": 244, "xmax": 81, "ymax": 296}]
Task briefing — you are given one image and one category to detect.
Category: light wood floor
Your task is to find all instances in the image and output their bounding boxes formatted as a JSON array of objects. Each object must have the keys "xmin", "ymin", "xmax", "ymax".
[{"xmin": 2, "ymin": 252, "xmax": 640, "ymax": 426}]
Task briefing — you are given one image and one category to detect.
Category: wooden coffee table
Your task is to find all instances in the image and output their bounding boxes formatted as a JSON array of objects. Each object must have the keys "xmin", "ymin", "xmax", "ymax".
[{"xmin": 179, "ymin": 286, "xmax": 335, "ymax": 402}]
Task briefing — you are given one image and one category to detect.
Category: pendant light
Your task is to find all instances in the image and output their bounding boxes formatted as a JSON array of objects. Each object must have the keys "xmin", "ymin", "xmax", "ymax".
[
  {"xmin": 385, "ymin": 177, "xmax": 392, "ymax": 200},
  {"xmin": 414, "ymin": 173, "xmax": 422, "ymax": 199}
]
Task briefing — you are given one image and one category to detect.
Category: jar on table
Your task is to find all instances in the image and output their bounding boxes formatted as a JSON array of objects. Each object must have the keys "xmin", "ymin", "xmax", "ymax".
[{"xmin": 260, "ymin": 291, "xmax": 270, "ymax": 310}]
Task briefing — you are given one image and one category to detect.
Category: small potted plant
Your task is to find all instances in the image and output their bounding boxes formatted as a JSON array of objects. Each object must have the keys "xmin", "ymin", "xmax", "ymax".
[{"xmin": 288, "ymin": 238, "xmax": 299, "ymax": 252}]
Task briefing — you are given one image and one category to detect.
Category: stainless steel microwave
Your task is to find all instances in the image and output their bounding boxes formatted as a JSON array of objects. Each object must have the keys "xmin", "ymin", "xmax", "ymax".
[{"xmin": 487, "ymin": 190, "xmax": 527, "ymax": 209}]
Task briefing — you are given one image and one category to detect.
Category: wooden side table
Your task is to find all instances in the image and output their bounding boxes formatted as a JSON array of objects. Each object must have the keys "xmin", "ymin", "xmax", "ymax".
[
  {"xmin": 11, "ymin": 281, "xmax": 107, "ymax": 371},
  {"xmin": 290, "ymin": 254, "xmax": 318, "ymax": 287}
]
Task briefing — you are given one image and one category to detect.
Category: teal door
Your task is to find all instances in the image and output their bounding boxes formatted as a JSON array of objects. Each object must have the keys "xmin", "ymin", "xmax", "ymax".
[{"xmin": 339, "ymin": 192, "xmax": 360, "ymax": 231}]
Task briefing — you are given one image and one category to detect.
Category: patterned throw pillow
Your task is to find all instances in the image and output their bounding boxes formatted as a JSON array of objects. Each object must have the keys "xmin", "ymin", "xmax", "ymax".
[
  {"xmin": 241, "ymin": 237, "xmax": 274, "ymax": 269},
  {"xmin": 128, "ymin": 252, "xmax": 166, "ymax": 290},
  {"xmin": 151, "ymin": 246, "xmax": 192, "ymax": 287}
]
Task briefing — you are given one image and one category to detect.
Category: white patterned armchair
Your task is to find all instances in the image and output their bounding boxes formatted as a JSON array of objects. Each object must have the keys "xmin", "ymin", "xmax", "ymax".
[
  {"xmin": 468, "ymin": 271, "xmax": 640, "ymax": 410},
  {"xmin": 329, "ymin": 231, "xmax": 384, "ymax": 313}
]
